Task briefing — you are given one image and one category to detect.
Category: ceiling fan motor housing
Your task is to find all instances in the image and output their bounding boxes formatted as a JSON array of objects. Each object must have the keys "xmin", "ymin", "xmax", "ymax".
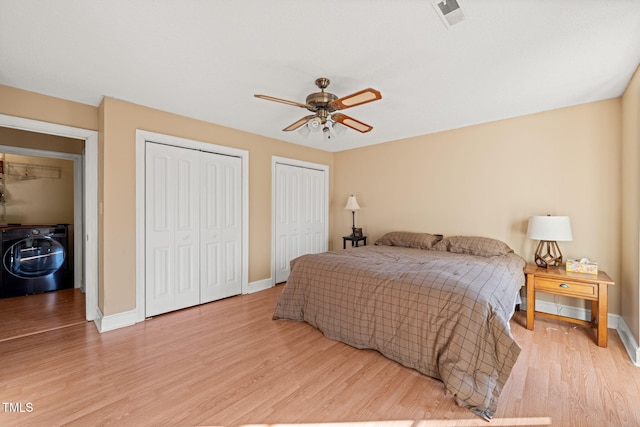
[
  {"xmin": 306, "ymin": 91, "xmax": 338, "ymax": 115},
  {"xmin": 305, "ymin": 76, "xmax": 337, "ymax": 123}
]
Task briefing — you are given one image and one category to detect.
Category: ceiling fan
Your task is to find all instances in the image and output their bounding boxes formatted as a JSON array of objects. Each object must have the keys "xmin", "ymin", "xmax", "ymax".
[{"xmin": 254, "ymin": 77, "xmax": 382, "ymax": 138}]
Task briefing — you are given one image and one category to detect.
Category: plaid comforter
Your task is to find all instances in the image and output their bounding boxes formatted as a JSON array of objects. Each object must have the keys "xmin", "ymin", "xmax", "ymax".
[{"xmin": 273, "ymin": 245, "xmax": 525, "ymax": 419}]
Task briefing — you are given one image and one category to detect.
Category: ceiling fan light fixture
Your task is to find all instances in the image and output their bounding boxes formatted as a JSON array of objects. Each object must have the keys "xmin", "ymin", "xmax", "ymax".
[
  {"xmin": 308, "ymin": 117, "xmax": 322, "ymax": 131},
  {"xmin": 283, "ymin": 114, "xmax": 316, "ymax": 131},
  {"xmin": 323, "ymin": 126, "xmax": 331, "ymax": 141},
  {"xmin": 332, "ymin": 122, "xmax": 348, "ymax": 136},
  {"xmin": 298, "ymin": 124, "xmax": 311, "ymax": 138}
]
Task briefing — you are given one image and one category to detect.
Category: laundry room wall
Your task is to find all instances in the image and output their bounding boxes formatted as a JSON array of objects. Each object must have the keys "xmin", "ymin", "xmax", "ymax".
[{"xmin": 2, "ymin": 153, "xmax": 74, "ymax": 225}]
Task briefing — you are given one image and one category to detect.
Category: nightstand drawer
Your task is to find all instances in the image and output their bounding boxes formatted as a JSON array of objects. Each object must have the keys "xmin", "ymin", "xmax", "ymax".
[
  {"xmin": 535, "ymin": 277, "xmax": 597, "ymax": 298},
  {"xmin": 525, "ymin": 263, "xmax": 614, "ymax": 347}
]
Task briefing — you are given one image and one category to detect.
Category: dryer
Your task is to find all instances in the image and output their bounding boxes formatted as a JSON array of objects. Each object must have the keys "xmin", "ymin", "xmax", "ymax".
[{"xmin": 0, "ymin": 225, "xmax": 71, "ymax": 298}]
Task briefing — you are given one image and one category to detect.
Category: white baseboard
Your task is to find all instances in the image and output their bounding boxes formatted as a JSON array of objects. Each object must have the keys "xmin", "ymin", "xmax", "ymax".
[
  {"xmin": 245, "ymin": 278, "xmax": 273, "ymax": 294},
  {"xmin": 94, "ymin": 307, "xmax": 137, "ymax": 333},
  {"xmin": 521, "ymin": 297, "xmax": 618, "ymax": 328},
  {"xmin": 616, "ymin": 316, "xmax": 640, "ymax": 366},
  {"xmin": 521, "ymin": 297, "xmax": 639, "ymax": 366},
  {"xmin": 95, "ymin": 278, "xmax": 275, "ymax": 333}
]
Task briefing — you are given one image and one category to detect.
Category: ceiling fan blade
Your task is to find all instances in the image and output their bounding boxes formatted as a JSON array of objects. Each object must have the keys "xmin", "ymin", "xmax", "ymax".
[
  {"xmin": 332, "ymin": 113, "xmax": 373, "ymax": 133},
  {"xmin": 283, "ymin": 115, "xmax": 317, "ymax": 131},
  {"xmin": 254, "ymin": 94, "xmax": 311, "ymax": 109},
  {"xmin": 330, "ymin": 88, "xmax": 382, "ymax": 110}
]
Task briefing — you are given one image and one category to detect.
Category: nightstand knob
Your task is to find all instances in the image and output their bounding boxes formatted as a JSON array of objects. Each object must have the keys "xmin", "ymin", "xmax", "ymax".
[{"xmin": 559, "ymin": 283, "xmax": 569, "ymax": 288}]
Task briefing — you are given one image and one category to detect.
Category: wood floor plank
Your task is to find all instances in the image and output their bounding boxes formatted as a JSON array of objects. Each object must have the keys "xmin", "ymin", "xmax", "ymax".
[
  {"xmin": 0, "ymin": 288, "xmax": 86, "ymax": 342},
  {"xmin": 1, "ymin": 285, "xmax": 639, "ymax": 426}
]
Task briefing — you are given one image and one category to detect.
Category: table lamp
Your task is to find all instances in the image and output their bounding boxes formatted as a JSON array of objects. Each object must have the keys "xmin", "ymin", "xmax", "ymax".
[
  {"xmin": 344, "ymin": 195, "xmax": 360, "ymax": 237},
  {"xmin": 527, "ymin": 215, "xmax": 573, "ymax": 268}
]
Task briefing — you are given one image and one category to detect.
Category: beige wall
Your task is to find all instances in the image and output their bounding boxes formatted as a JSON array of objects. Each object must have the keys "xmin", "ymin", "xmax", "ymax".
[
  {"xmin": 334, "ymin": 100, "xmax": 622, "ymax": 314},
  {"xmin": 99, "ymin": 97, "xmax": 333, "ymax": 315},
  {"xmin": 622, "ymin": 65, "xmax": 640, "ymax": 344},
  {"xmin": 0, "ymin": 127, "xmax": 79, "ymax": 226},
  {"xmin": 1, "ymin": 154, "xmax": 74, "ymax": 225},
  {"xmin": 0, "ymin": 84, "xmax": 98, "ymax": 131}
]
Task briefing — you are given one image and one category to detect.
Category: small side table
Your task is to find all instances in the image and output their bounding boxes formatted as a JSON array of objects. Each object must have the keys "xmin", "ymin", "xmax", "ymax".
[
  {"xmin": 343, "ymin": 235, "xmax": 367, "ymax": 249},
  {"xmin": 524, "ymin": 263, "xmax": 615, "ymax": 347}
]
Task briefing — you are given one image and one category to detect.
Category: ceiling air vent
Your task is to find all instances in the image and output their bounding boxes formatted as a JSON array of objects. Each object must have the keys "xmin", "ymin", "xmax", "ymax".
[{"xmin": 433, "ymin": 0, "xmax": 465, "ymax": 28}]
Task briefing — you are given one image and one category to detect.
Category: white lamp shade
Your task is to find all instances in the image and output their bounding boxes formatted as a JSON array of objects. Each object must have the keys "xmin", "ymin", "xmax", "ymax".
[
  {"xmin": 333, "ymin": 122, "xmax": 348, "ymax": 137},
  {"xmin": 527, "ymin": 216, "xmax": 573, "ymax": 241},
  {"xmin": 344, "ymin": 195, "xmax": 360, "ymax": 211},
  {"xmin": 308, "ymin": 117, "xmax": 322, "ymax": 131},
  {"xmin": 297, "ymin": 124, "xmax": 311, "ymax": 138}
]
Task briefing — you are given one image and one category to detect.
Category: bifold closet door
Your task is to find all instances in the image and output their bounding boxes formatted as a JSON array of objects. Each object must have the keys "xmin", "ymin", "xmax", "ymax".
[
  {"xmin": 146, "ymin": 142, "xmax": 243, "ymax": 317},
  {"xmin": 200, "ymin": 152, "xmax": 242, "ymax": 303},
  {"xmin": 274, "ymin": 163, "xmax": 326, "ymax": 283},
  {"xmin": 146, "ymin": 142, "xmax": 200, "ymax": 317}
]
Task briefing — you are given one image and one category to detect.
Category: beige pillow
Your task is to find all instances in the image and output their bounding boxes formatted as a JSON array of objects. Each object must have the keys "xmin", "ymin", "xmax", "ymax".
[
  {"xmin": 374, "ymin": 231, "xmax": 442, "ymax": 250},
  {"xmin": 432, "ymin": 236, "xmax": 513, "ymax": 257}
]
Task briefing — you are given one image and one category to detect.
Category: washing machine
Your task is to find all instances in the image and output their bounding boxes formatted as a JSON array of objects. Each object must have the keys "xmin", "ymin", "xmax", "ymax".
[{"xmin": 0, "ymin": 225, "xmax": 71, "ymax": 298}]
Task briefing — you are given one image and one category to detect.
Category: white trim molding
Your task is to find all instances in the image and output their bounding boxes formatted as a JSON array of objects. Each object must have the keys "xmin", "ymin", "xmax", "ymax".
[
  {"xmin": 96, "ymin": 279, "xmax": 275, "ymax": 333},
  {"xmin": 521, "ymin": 297, "xmax": 619, "ymax": 329},
  {"xmin": 245, "ymin": 278, "xmax": 273, "ymax": 294},
  {"xmin": 616, "ymin": 317, "xmax": 640, "ymax": 366},
  {"xmin": 0, "ymin": 114, "xmax": 99, "ymax": 325},
  {"xmin": 94, "ymin": 307, "xmax": 138, "ymax": 333}
]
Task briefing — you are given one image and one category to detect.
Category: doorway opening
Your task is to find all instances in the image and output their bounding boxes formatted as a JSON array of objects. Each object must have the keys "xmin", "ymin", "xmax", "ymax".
[{"xmin": 0, "ymin": 114, "xmax": 98, "ymax": 325}]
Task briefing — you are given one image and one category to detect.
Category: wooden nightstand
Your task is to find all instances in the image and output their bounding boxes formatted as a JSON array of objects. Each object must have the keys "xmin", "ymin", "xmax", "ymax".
[
  {"xmin": 524, "ymin": 263, "xmax": 615, "ymax": 347},
  {"xmin": 343, "ymin": 235, "xmax": 367, "ymax": 249}
]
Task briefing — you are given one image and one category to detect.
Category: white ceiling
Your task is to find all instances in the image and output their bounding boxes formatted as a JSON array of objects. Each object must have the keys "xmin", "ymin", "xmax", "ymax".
[{"xmin": 1, "ymin": 0, "xmax": 640, "ymax": 152}]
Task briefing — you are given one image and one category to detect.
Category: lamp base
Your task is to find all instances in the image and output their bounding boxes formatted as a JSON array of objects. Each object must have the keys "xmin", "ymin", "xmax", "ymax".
[
  {"xmin": 350, "ymin": 210, "xmax": 356, "ymax": 238},
  {"xmin": 534, "ymin": 240, "xmax": 563, "ymax": 268}
]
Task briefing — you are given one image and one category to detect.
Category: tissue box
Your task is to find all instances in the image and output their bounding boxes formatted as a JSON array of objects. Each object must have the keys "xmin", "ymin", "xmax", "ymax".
[{"xmin": 566, "ymin": 259, "xmax": 598, "ymax": 274}]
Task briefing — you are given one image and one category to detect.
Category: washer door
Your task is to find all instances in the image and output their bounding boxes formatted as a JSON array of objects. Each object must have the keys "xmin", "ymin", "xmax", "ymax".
[{"xmin": 3, "ymin": 236, "xmax": 66, "ymax": 278}]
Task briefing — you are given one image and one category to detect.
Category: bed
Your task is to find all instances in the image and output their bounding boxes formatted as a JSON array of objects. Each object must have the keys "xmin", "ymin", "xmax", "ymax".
[{"xmin": 273, "ymin": 232, "xmax": 526, "ymax": 420}]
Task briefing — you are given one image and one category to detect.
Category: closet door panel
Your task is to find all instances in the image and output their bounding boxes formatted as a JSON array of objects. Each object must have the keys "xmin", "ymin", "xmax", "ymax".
[
  {"xmin": 200, "ymin": 153, "xmax": 242, "ymax": 303},
  {"xmin": 274, "ymin": 164, "xmax": 302, "ymax": 283},
  {"xmin": 146, "ymin": 143, "xmax": 200, "ymax": 317},
  {"xmin": 222, "ymin": 158, "xmax": 242, "ymax": 295},
  {"xmin": 301, "ymin": 167, "xmax": 326, "ymax": 255},
  {"xmin": 274, "ymin": 163, "xmax": 326, "ymax": 283},
  {"xmin": 174, "ymin": 155, "xmax": 200, "ymax": 310}
]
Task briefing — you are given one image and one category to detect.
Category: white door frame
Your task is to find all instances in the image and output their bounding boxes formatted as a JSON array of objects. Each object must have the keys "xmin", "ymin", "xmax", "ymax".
[
  {"xmin": 0, "ymin": 114, "xmax": 99, "ymax": 322},
  {"xmin": 135, "ymin": 130, "xmax": 249, "ymax": 322},
  {"xmin": 271, "ymin": 156, "xmax": 329, "ymax": 286}
]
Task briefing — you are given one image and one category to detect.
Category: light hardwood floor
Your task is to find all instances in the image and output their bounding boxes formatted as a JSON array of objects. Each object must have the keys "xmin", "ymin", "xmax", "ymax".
[
  {"xmin": 0, "ymin": 288, "xmax": 85, "ymax": 342},
  {"xmin": 1, "ymin": 284, "xmax": 639, "ymax": 426}
]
